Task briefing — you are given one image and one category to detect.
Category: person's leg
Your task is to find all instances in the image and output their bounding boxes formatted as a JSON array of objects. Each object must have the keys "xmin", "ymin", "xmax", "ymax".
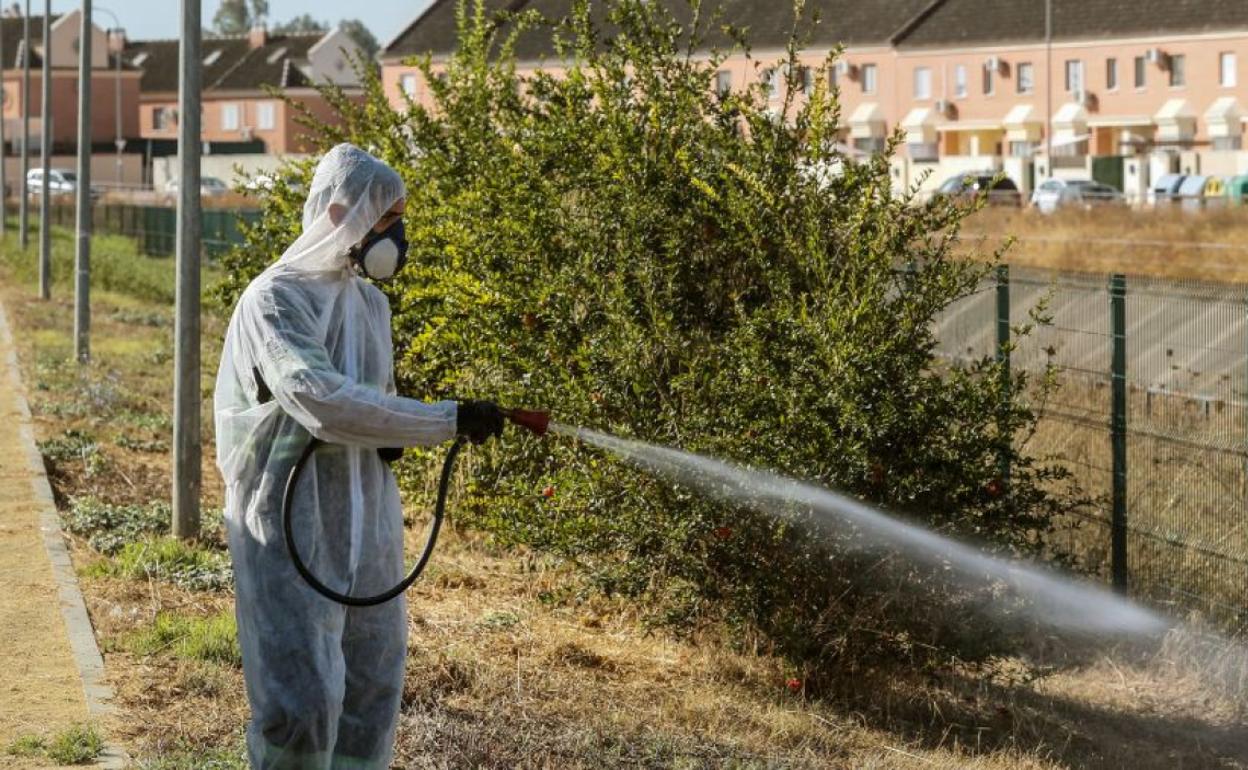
[
  {"xmin": 228, "ymin": 493, "xmax": 348, "ymax": 770},
  {"xmin": 332, "ymin": 468, "xmax": 408, "ymax": 769}
]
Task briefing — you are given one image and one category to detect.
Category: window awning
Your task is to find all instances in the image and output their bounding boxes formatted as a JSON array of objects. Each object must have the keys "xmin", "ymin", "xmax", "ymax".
[
  {"xmin": 1154, "ymin": 98, "xmax": 1196, "ymax": 142},
  {"xmin": 848, "ymin": 102, "xmax": 886, "ymax": 138},
  {"xmin": 1052, "ymin": 102, "xmax": 1088, "ymax": 128},
  {"xmin": 901, "ymin": 107, "xmax": 936, "ymax": 144},
  {"xmin": 1205, "ymin": 96, "xmax": 1243, "ymax": 139},
  {"xmin": 1050, "ymin": 132, "xmax": 1091, "ymax": 149},
  {"xmin": 1003, "ymin": 104, "xmax": 1040, "ymax": 141},
  {"xmin": 935, "ymin": 119, "xmax": 1003, "ymax": 131}
]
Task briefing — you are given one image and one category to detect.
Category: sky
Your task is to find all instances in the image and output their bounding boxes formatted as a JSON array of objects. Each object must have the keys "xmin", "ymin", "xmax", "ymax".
[{"xmin": 36, "ymin": 0, "xmax": 432, "ymax": 44}]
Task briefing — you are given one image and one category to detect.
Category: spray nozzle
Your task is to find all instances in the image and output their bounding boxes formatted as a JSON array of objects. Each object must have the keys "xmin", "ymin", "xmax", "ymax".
[{"xmin": 504, "ymin": 408, "xmax": 550, "ymax": 437}]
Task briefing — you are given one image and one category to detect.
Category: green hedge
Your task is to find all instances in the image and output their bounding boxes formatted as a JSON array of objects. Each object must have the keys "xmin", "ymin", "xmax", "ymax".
[{"xmin": 220, "ymin": 0, "xmax": 1079, "ymax": 669}]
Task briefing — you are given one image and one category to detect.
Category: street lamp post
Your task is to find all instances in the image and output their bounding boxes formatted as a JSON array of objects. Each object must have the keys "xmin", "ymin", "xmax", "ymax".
[
  {"xmin": 94, "ymin": 6, "xmax": 124, "ymax": 185},
  {"xmin": 19, "ymin": 0, "xmax": 29, "ymax": 249}
]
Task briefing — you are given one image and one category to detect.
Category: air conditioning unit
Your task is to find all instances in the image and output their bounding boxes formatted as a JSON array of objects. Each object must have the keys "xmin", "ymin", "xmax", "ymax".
[
  {"xmin": 834, "ymin": 60, "xmax": 857, "ymax": 79},
  {"xmin": 934, "ymin": 99, "xmax": 952, "ymax": 116},
  {"xmin": 1145, "ymin": 47, "xmax": 1165, "ymax": 64}
]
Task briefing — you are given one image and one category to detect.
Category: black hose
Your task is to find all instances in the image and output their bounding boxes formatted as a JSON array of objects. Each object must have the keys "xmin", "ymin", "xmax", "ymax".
[{"xmin": 282, "ymin": 436, "xmax": 465, "ymax": 607}]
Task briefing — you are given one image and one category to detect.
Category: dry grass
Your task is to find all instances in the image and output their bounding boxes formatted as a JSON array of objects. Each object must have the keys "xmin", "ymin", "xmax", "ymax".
[
  {"xmin": 963, "ymin": 207, "xmax": 1248, "ymax": 283},
  {"xmin": 3, "ymin": 262, "xmax": 1248, "ymax": 768}
]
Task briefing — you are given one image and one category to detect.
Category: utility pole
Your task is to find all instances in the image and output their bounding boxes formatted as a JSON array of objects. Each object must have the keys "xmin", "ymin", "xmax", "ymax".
[
  {"xmin": 19, "ymin": 0, "xmax": 29, "ymax": 249},
  {"xmin": 1044, "ymin": 0, "xmax": 1052, "ymax": 173},
  {"xmin": 173, "ymin": 0, "xmax": 202, "ymax": 539},
  {"xmin": 38, "ymin": 0, "xmax": 50, "ymax": 300},
  {"xmin": 74, "ymin": 0, "xmax": 92, "ymax": 362}
]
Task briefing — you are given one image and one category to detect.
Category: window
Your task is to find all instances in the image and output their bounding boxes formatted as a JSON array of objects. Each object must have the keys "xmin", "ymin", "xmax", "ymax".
[
  {"xmin": 1221, "ymin": 52, "xmax": 1237, "ymax": 87},
  {"xmin": 715, "ymin": 70, "xmax": 732, "ymax": 97},
  {"xmin": 797, "ymin": 66, "xmax": 815, "ymax": 94},
  {"xmin": 953, "ymin": 64, "xmax": 967, "ymax": 98},
  {"xmin": 1106, "ymin": 58, "xmax": 1118, "ymax": 90},
  {"xmin": 221, "ymin": 103, "xmax": 240, "ymax": 131},
  {"xmin": 861, "ymin": 63, "xmax": 877, "ymax": 94},
  {"xmin": 982, "ymin": 63, "xmax": 994, "ymax": 95},
  {"xmin": 1016, "ymin": 62, "xmax": 1034, "ymax": 94},
  {"xmin": 1214, "ymin": 136, "xmax": 1243, "ymax": 151},
  {"xmin": 1169, "ymin": 54, "xmax": 1186, "ymax": 86},
  {"xmin": 853, "ymin": 137, "xmax": 886, "ymax": 154},
  {"xmin": 1134, "ymin": 55, "xmax": 1146, "ymax": 88},
  {"xmin": 399, "ymin": 74, "xmax": 418, "ymax": 98},
  {"xmin": 1008, "ymin": 140, "xmax": 1036, "ymax": 157},
  {"xmin": 913, "ymin": 66, "xmax": 932, "ymax": 99},
  {"xmin": 153, "ymin": 106, "xmax": 175, "ymax": 130},
  {"xmin": 1064, "ymin": 59, "xmax": 1084, "ymax": 92},
  {"xmin": 257, "ymin": 101, "xmax": 276, "ymax": 130},
  {"xmin": 909, "ymin": 142, "xmax": 939, "ymax": 163}
]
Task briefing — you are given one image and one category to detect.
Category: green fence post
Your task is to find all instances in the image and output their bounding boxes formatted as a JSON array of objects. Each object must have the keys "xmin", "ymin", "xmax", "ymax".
[
  {"xmin": 1109, "ymin": 273, "xmax": 1128, "ymax": 593},
  {"xmin": 996, "ymin": 264, "xmax": 1011, "ymax": 484}
]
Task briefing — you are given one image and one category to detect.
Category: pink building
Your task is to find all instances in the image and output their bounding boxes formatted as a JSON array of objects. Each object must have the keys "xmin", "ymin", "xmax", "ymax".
[{"xmin": 380, "ymin": 0, "xmax": 1248, "ymax": 199}]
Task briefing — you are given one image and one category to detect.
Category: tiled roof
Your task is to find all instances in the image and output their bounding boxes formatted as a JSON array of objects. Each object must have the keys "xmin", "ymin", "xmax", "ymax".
[
  {"xmin": 1, "ymin": 15, "xmax": 50, "ymax": 68},
  {"xmin": 381, "ymin": 0, "xmax": 935, "ymax": 60},
  {"xmin": 893, "ymin": 0, "xmax": 1248, "ymax": 47},
  {"xmin": 126, "ymin": 33, "xmax": 321, "ymax": 95}
]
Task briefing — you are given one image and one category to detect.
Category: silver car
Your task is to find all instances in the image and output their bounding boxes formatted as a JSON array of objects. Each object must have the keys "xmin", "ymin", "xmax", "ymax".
[{"xmin": 1031, "ymin": 178, "xmax": 1125, "ymax": 213}]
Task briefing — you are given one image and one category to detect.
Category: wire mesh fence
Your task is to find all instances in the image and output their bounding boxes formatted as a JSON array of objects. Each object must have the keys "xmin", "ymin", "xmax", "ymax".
[
  {"xmin": 936, "ymin": 266, "xmax": 1248, "ymax": 633},
  {"xmin": 42, "ymin": 199, "xmax": 262, "ymax": 260}
]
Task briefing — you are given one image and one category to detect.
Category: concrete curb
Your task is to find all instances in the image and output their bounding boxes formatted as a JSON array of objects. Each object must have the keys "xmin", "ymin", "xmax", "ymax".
[{"xmin": 0, "ymin": 301, "xmax": 127, "ymax": 769}]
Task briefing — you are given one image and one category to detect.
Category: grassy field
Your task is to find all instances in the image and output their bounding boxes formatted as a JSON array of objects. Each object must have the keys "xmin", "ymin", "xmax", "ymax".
[
  {"xmin": 2, "ymin": 226, "xmax": 1246, "ymax": 768},
  {"xmin": 964, "ymin": 206, "xmax": 1248, "ymax": 283}
]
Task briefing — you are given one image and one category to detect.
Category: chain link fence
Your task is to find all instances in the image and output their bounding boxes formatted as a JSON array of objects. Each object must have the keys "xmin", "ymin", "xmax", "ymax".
[{"xmin": 936, "ymin": 266, "xmax": 1248, "ymax": 633}]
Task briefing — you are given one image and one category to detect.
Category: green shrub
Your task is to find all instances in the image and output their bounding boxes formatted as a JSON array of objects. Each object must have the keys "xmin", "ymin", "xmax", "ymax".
[
  {"xmin": 45, "ymin": 724, "xmax": 104, "ymax": 765},
  {"xmin": 128, "ymin": 611, "xmax": 241, "ymax": 667},
  {"xmin": 88, "ymin": 537, "xmax": 233, "ymax": 591},
  {"xmin": 220, "ymin": 0, "xmax": 1079, "ymax": 666},
  {"xmin": 0, "ymin": 224, "xmax": 176, "ymax": 303},
  {"xmin": 5, "ymin": 734, "xmax": 46, "ymax": 757}
]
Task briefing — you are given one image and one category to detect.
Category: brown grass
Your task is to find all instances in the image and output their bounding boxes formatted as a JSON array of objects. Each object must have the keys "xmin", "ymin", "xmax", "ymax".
[
  {"xmin": 963, "ymin": 207, "xmax": 1248, "ymax": 283},
  {"xmin": 3, "ymin": 265, "xmax": 1247, "ymax": 768}
]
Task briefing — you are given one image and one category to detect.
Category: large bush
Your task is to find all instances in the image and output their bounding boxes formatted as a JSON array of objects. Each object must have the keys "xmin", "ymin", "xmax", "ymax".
[{"xmin": 220, "ymin": 0, "xmax": 1077, "ymax": 669}]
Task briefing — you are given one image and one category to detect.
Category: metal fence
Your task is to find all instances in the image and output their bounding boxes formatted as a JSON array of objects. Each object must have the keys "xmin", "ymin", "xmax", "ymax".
[
  {"xmin": 43, "ymin": 200, "xmax": 262, "ymax": 260},
  {"xmin": 935, "ymin": 266, "xmax": 1248, "ymax": 633}
]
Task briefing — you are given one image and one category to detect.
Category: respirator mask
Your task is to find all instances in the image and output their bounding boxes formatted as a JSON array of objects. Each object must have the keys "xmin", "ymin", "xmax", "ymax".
[{"xmin": 350, "ymin": 218, "xmax": 409, "ymax": 281}]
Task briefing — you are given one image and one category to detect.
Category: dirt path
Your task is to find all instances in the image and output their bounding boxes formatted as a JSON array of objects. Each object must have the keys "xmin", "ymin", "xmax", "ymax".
[{"xmin": 0, "ymin": 299, "xmax": 110, "ymax": 766}]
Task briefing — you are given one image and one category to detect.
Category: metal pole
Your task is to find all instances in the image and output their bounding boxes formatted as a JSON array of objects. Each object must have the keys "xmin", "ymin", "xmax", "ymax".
[
  {"xmin": 1109, "ymin": 274, "xmax": 1128, "ymax": 593},
  {"xmin": 75, "ymin": 0, "xmax": 92, "ymax": 362},
  {"xmin": 995, "ymin": 264, "xmax": 1011, "ymax": 485},
  {"xmin": 115, "ymin": 32, "xmax": 121, "ymax": 183},
  {"xmin": 0, "ymin": 10, "xmax": 6, "ymax": 241},
  {"xmin": 1044, "ymin": 0, "xmax": 1052, "ymax": 173},
  {"xmin": 38, "ymin": 0, "xmax": 50, "ymax": 300},
  {"xmin": 173, "ymin": 0, "xmax": 202, "ymax": 539},
  {"xmin": 19, "ymin": 0, "xmax": 29, "ymax": 249}
]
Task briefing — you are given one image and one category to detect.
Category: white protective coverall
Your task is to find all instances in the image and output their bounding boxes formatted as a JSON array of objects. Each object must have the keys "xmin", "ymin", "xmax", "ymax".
[{"xmin": 214, "ymin": 144, "xmax": 457, "ymax": 769}]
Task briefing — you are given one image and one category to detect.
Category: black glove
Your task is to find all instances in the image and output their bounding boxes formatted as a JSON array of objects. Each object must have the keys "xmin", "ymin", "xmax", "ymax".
[
  {"xmin": 456, "ymin": 400, "xmax": 505, "ymax": 445},
  {"xmin": 378, "ymin": 447, "xmax": 404, "ymax": 464}
]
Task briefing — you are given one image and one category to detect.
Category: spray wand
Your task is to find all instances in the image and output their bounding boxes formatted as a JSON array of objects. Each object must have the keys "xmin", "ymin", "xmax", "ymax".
[{"xmin": 283, "ymin": 407, "xmax": 551, "ymax": 607}]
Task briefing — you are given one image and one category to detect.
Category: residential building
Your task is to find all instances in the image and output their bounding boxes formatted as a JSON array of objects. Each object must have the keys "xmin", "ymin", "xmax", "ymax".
[
  {"xmin": 379, "ymin": 0, "xmax": 1248, "ymax": 202},
  {"xmin": 0, "ymin": 10, "xmax": 142, "ymax": 183},
  {"xmin": 126, "ymin": 24, "xmax": 364, "ymax": 157}
]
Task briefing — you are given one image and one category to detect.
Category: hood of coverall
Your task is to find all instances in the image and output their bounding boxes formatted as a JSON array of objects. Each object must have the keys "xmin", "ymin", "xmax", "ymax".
[{"xmin": 274, "ymin": 143, "xmax": 406, "ymax": 275}]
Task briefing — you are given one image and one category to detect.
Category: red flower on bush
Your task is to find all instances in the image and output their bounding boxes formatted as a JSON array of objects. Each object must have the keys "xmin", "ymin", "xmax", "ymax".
[
  {"xmin": 542, "ymin": 486, "xmax": 556, "ymax": 499},
  {"xmin": 713, "ymin": 526, "xmax": 733, "ymax": 541},
  {"xmin": 985, "ymin": 479, "xmax": 1004, "ymax": 498},
  {"xmin": 785, "ymin": 678, "xmax": 802, "ymax": 693}
]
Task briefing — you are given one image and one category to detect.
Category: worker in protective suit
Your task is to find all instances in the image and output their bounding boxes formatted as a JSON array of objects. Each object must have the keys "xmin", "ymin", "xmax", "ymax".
[{"xmin": 214, "ymin": 143, "xmax": 504, "ymax": 769}]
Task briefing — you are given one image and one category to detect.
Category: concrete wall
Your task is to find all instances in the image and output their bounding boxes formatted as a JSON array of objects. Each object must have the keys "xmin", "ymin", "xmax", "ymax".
[
  {"xmin": 150, "ymin": 152, "xmax": 308, "ymax": 192},
  {"xmin": 0, "ymin": 152, "xmax": 144, "ymax": 194}
]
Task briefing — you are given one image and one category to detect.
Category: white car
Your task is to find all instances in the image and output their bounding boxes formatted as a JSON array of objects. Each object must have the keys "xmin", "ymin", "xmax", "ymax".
[
  {"xmin": 28, "ymin": 168, "xmax": 78, "ymax": 196},
  {"xmin": 1030, "ymin": 178, "xmax": 1125, "ymax": 213}
]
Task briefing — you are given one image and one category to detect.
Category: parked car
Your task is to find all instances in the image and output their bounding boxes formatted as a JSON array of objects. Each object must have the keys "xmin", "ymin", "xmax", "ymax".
[
  {"xmin": 932, "ymin": 173, "xmax": 1022, "ymax": 206},
  {"xmin": 1030, "ymin": 178, "xmax": 1125, "ymax": 213},
  {"xmin": 165, "ymin": 176, "xmax": 230, "ymax": 197},
  {"xmin": 27, "ymin": 168, "xmax": 101, "ymax": 198}
]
